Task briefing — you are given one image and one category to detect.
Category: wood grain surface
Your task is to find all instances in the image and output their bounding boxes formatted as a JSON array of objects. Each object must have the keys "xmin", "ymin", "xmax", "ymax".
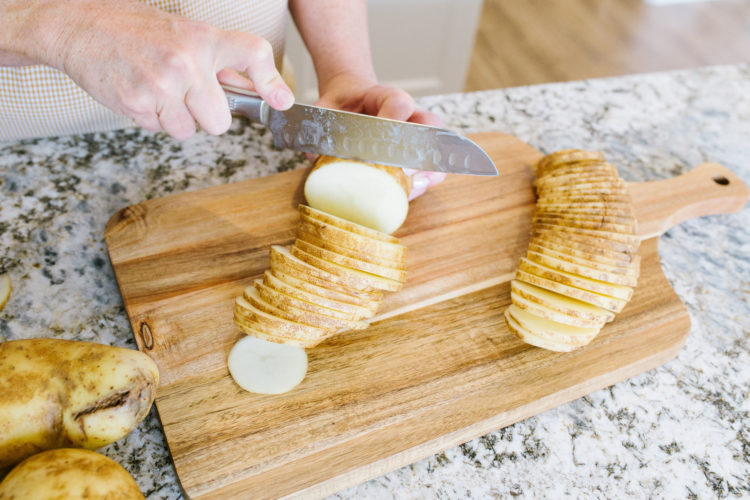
[{"xmin": 104, "ymin": 133, "xmax": 749, "ymax": 499}]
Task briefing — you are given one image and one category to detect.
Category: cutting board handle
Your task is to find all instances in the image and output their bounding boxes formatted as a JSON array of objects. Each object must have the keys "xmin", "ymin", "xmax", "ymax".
[{"xmin": 628, "ymin": 162, "xmax": 750, "ymax": 239}]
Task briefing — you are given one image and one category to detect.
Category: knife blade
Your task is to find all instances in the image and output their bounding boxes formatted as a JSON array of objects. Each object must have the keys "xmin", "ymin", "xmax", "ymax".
[{"xmin": 224, "ymin": 87, "xmax": 497, "ymax": 176}]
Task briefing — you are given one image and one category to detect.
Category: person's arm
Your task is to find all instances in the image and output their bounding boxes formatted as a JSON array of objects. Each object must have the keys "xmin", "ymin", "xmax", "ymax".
[
  {"xmin": 0, "ymin": 0, "xmax": 293, "ymax": 140},
  {"xmin": 288, "ymin": 0, "xmax": 446, "ymax": 198}
]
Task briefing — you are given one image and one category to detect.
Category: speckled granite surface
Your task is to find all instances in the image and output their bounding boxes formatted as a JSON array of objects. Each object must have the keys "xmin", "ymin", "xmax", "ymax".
[{"xmin": 1, "ymin": 64, "xmax": 748, "ymax": 499}]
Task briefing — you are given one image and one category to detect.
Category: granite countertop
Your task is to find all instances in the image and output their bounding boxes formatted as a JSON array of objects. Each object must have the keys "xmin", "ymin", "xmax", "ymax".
[{"xmin": 1, "ymin": 64, "xmax": 748, "ymax": 499}]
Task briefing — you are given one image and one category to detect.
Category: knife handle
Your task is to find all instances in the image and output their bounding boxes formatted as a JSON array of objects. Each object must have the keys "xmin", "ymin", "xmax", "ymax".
[{"xmin": 223, "ymin": 86, "xmax": 268, "ymax": 124}]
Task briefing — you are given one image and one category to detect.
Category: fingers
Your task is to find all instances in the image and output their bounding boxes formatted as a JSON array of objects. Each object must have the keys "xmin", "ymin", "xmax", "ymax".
[
  {"xmin": 362, "ymin": 85, "xmax": 415, "ymax": 121},
  {"xmin": 185, "ymin": 81, "xmax": 232, "ymax": 136},
  {"xmin": 219, "ymin": 33, "xmax": 294, "ymax": 110},
  {"xmin": 407, "ymin": 171, "xmax": 447, "ymax": 201},
  {"xmin": 216, "ymin": 68, "xmax": 256, "ymax": 92},
  {"xmin": 156, "ymin": 100, "xmax": 197, "ymax": 141},
  {"xmin": 408, "ymin": 109, "xmax": 444, "ymax": 127}
]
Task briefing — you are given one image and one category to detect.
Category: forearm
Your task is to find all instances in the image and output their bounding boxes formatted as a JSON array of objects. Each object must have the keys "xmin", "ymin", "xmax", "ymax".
[
  {"xmin": 288, "ymin": 0, "xmax": 377, "ymax": 94},
  {"xmin": 0, "ymin": 0, "xmax": 73, "ymax": 67}
]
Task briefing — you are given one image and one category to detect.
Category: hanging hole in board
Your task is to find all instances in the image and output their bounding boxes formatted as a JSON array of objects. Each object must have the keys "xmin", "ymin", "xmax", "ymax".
[{"xmin": 712, "ymin": 176, "xmax": 730, "ymax": 186}]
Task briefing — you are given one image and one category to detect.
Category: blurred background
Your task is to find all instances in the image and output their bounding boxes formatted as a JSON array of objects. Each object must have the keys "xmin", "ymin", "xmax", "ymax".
[{"xmin": 286, "ymin": 0, "xmax": 750, "ymax": 103}]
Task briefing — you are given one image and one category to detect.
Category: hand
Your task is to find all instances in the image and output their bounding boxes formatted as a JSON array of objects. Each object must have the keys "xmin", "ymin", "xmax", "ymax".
[
  {"xmin": 315, "ymin": 73, "xmax": 447, "ymax": 200},
  {"xmin": 2, "ymin": 0, "xmax": 293, "ymax": 140}
]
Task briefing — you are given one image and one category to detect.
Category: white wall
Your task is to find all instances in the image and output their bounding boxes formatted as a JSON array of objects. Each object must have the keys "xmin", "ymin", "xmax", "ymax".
[{"xmin": 285, "ymin": 0, "xmax": 483, "ymax": 103}]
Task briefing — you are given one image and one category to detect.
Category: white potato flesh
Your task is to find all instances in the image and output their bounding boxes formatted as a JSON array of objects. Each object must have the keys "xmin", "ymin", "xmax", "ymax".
[
  {"xmin": 0, "ymin": 273, "xmax": 10, "ymax": 311},
  {"xmin": 304, "ymin": 162, "xmax": 409, "ymax": 234},
  {"xmin": 228, "ymin": 336, "xmax": 308, "ymax": 395}
]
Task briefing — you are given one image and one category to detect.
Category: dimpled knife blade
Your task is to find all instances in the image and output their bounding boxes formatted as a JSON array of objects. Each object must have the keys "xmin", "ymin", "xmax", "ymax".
[{"xmin": 225, "ymin": 88, "xmax": 498, "ymax": 176}]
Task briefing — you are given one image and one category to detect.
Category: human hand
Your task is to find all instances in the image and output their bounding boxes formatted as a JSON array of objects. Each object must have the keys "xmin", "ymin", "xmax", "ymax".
[
  {"xmin": 315, "ymin": 73, "xmax": 447, "ymax": 200},
  {"xmin": 3, "ymin": 0, "xmax": 293, "ymax": 140}
]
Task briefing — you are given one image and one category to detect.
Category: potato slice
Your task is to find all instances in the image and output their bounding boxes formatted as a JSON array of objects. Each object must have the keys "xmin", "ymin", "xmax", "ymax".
[
  {"xmin": 263, "ymin": 271, "xmax": 377, "ymax": 317},
  {"xmin": 526, "ymin": 251, "xmax": 639, "ymax": 286},
  {"xmin": 234, "ymin": 297, "xmax": 328, "ymax": 340},
  {"xmin": 511, "ymin": 291, "xmax": 606, "ymax": 329},
  {"xmin": 531, "ymin": 231, "xmax": 635, "ymax": 265},
  {"xmin": 299, "ymin": 204, "xmax": 402, "ymax": 243},
  {"xmin": 528, "ymin": 241, "xmax": 639, "ymax": 275},
  {"xmin": 290, "ymin": 245, "xmax": 403, "ymax": 292},
  {"xmin": 519, "ymin": 258, "xmax": 634, "ymax": 301},
  {"xmin": 268, "ymin": 269, "xmax": 379, "ymax": 311},
  {"xmin": 245, "ymin": 284, "xmax": 368, "ymax": 331},
  {"xmin": 228, "ymin": 335, "xmax": 308, "ymax": 394},
  {"xmin": 303, "ymin": 156, "xmax": 411, "ymax": 234},
  {"xmin": 534, "ymin": 150, "xmax": 606, "ymax": 176},
  {"xmin": 511, "ymin": 280, "xmax": 614, "ymax": 323},
  {"xmin": 537, "ymin": 163, "xmax": 617, "ymax": 180},
  {"xmin": 270, "ymin": 245, "xmax": 386, "ymax": 294},
  {"xmin": 515, "ymin": 269, "xmax": 627, "ymax": 313},
  {"xmin": 256, "ymin": 277, "xmax": 362, "ymax": 321},
  {"xmin": 532, "ymin": 228, "xmax": 637, "ymax": 256},
  {"xmin": 532, "ymin": 211, "xmax": 636, "ymax": 227},
  {"xmin": 533, "ymin": 216, "xmax": 633, "ymax": 234},
  {"xmin": 293, "ymin": 239, "xmax": 407, "ymax": 282},
  {"xmin": 0, "ymin": 448, "xmax": 144, "ymax": 499},
  {"xmin": 233, "ymin": 314, "xmax": 316, "ymax": 348},
  {"xmin": 537, "ymin": 193, "xmax": 632, "ymax": 204},
  {"xmin": 505, "ymin": 305, "xmax": 599, "ymax": 352},
  {"xmin": 0, "ymin": 273, "xmax": 10, "ymax": 311},
  {"xmin": 534, "ymin": 222, "xmax": 639, "ymax": 246},
  {"xmin": 536, "ymin": 172, "xmax": 617, "ymax": 187},
  {"xmin": 298, "ymin": 218, "xmax": 406, "ymax": 262},
  {"xmin": 296, "ymin": 228, "xmax": 405, "ymax": 270}
]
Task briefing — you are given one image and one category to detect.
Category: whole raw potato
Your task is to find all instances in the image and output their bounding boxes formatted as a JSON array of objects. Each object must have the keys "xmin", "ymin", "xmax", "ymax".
[
  {"xmin": 0, "ymin": 448, "xmax": 144, "ymax": 499},
  {"xmin": 0, "ymin": 338, "xmax": 159, "ymax": 471}
]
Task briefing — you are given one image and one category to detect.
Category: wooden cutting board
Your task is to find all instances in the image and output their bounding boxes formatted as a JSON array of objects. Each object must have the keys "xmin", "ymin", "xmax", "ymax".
[{"xmin": 104, "ymin": 132, "xmax": 749, "ymax": 499}]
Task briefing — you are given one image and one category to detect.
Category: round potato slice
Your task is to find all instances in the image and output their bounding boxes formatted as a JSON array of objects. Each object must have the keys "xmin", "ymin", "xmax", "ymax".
[
  {"xmin": 298, "ymin": 217, "xmax": 407, "ymax": 262},
  {"xmin": 532, "ymin": 211, "xmax": 636, "ymax": 227},
  {"xmin": 527, "ymin": 241, "xmax": 639, "ymax": 275},
  {"xmin": 531, "ymin": 232, "xmax": 635, "ymax": 261},
  {"xmin": 515, "ymin": 269, "xmax": 628, "ymax": 313},
  {"xmin": 263, "ymin": 271, "xmax": 377, "ymax": 317},
  {"xmin": 507, "ymin": 306, "xmax": 599, "ymax": 347},
  {"xmin": 0, "ymin": 274, "xmax": 10, "ymax": 312},
  {"xmin": 228, "ymin": 335, "xmax": 308, "ymax": 394},
  {"xmin": 233, "ymin": 314, "xmax": 315, "ymax": 348},
  {"xmin": 519, "ymin": 258, "xmax": 634, "ymax": 301},
  {"xmin": 270, "ymin": 245, "xmax": 385, "ymax": 293},
  {"xmin": 535, "ymin": 150, "xmax": 606, "ymax": 176},
  {"xmin": 302, "ymin": 155, "xmax": 411, "ymax": 234},
  {"xmin": 505, "ymin": 309, "xmax": 593, "ymax": 352},
  {"xmin": 511, "ymin": 291, "xmax": 606, "ymax": 329},
  {"xmin": 533, "ymin": 223, "xmax": 639, "ymax": 246},
  {"xmin": 532, "ymin": 216, "xmax": 634, "ymax": 234},
  {"xmin": 525, "ymin": 251, "xmax": 639, "ymax": 287},
  {"xmin": 293, "ymin": 239, "xmax": 407, "ymax": 282},
  {"xmin": 245, "ymin": 284, "xmax": 368, "ymax": 331},
  {"xmin": 269, "ymin": 268, "xmax": 380, "ymax": 310},
  {"xmin": 295, "ymin": 229, "xmax": 405, "ymax": 270},
  {"xmin": 234, "ymin": 297, "xmax": 329, "ymax": 340},
  {"xmin": 511, "ymin": 280, "xmax": 614, "ymax": 323},
  {"xmin": 290, "ymin": 245, "xmax": 403, "ymax": 292}
]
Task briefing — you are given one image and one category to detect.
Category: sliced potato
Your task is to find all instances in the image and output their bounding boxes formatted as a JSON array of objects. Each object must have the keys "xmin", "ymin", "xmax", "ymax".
[
  {"xmin": 233, "ymin": 313, "xmax": 314, "ymax": 348},
  {"xmin": 228, "ymin": 335, "xmax": 308, "ymax": 394},
  {"xmin": 511, "ymin": 291, "xmax": 606, "ymax": 329},
  {"xmin": 533, "ymin": 223, "xmax": 639, "ymax": 246},
  {"xmin": 234, "ymin": 297, "xmax": 328, "ymax": 340},
  {"xmin": 530, "ymin": 232, "xmax": 635, "ymax": 261},
  {"xmin": 533, "ymin": 216, "xmax": 633, "ymax": 234},
  {"xmin": 270, "ymin": 245, "xmax": 385, "ymax": 293},
  {"xmin": 293, "ymin": 239, "xmax": 407, "ymax": 282},
  {"xmin": 269, "ymin": 269, "xmax": 379, "ymax": 310},
  {"xmin": 0, "ymin": 273, "xmax": 10, "ymax": 311},
  {"xmin": 532, "ymin": 228, "xmax": 637, "ymax": 255},
  {"xmin": 537, "ymin": 193, "xmax": 632, "ymax": 204},
  {"xmin": 290, "ymin": 245, "xmax": 403, "ymax": 292},
  {"xmin": 505, "ymin": 309, "xmax": 591, "ymax": 352},
  {"xmin": 532, "ymin": 211, "xmax": 636, "ymax": 227},
  {"xmin": 296, "ymin": 228, "xmax": 405, "ymax": 270},
  {"xmin": 303, "ymin": 155, "xmax": 411, "ymax": 234},
  {"xmin": 536, "ymin": 172, "xmax": 617, "ymax": 187},
  {"xmin": 298, "ymin": 218, "xmax": 407, "ymax": 262},
  {"xmin": 507, "ymin": 305, "xmax": 598, "ymax": 346},
  {"xmin": 534, "ymin": 149, "xmax": 606, "ymax": 176},
  {"xmin": 511, "ymin": 280, "xmax": 614, "ymax": 323},
  {"xmin": 537, "ymin": 163, "xmax": 617, "ymax": 180},
  {"xmin": 528, "ymin": 241, "xmax": 639, "ymax": 275},
  {"xmin": 245, "ymin": 284, "xmax": 368, "ymax": 331},
  {"xmin": 525, "ymin": 251, "xmax": 639, "ymax": 286},
  {"xmin": 515, "ymin": 269, "xmax": 628, "ymax": 313},
  {"xmin": 263, "ymin": 270, "xmax": 377, "ymax": 317},
  {"xmin": 518, "ymin": 258, "xmax": 634, "ymax": 301}
]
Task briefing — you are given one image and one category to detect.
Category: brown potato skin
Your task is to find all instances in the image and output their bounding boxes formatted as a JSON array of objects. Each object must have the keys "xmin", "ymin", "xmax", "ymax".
[
  {"xmin": 0, "ymin": 339, "xmax": 159, "ymax": 472},
  {"xmin": 0, "ymin": 448, "xmax": 144, "ymax": 499}
]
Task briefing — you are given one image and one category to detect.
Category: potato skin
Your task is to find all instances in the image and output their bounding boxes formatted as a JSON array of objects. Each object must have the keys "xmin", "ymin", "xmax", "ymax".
[
  {"xmin": 0, "ymin": 448, "xmax": 144, "ymax": 499},
  {"xmin": 0, "ymin": 339, "xmax": 159, "ymax": 471}
]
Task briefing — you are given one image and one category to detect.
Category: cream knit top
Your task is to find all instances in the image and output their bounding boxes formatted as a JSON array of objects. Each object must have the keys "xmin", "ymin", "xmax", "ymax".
[{"xmin": 0, "ymin": 0, "xmax": 288, "ymax": 141}]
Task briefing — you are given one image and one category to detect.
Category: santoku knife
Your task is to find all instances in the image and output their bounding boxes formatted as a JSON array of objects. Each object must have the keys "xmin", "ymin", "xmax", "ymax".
[{"xmin": 224, "ymin": 87, "xmax": 497, "ymax": 176}]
